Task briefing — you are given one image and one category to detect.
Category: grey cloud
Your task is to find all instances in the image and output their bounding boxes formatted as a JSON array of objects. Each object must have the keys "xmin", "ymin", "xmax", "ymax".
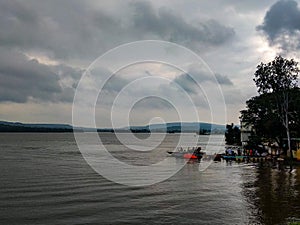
[
  {"xmin": 222, "ymin": 86, "xmax": 245, "ymax": 106},
  {"xmin": 103, "ymin": 75, "xmax": 131, "ymax": 93},
  {"xmin": 173, "ymin": 71, "xmax": 240, "ymax": 106},
  {"xmin": 53, "ymin": 64, "xmax": 83, "ymax": 102},
  {"xmin": 0, "ymin": 0, "xmax": 237, "ymax": 111},
  {"xmin": 0, "ymin": 48, "xmax": 81, "ymax": 103},
  {"xmin": 0, "ymin": 0, "xmax": 117, "ymax": 60},
  {"xmin": 96, "ymin": 72, "xmax": 142, "ymax": 107},
  {"xmin": 173, "ymin": 74, "xmax": 199, "ymax": 94},
  {"xmin": 131, "ymin": 96, "xmax": 174, "ymax": 110},
  {"xmin": 215, "ymin": 74, "xmax": 233, "ymax": 85},
  {"xmin": 131, "ymin": 1, "xmax": 235, "ymax": 46},
  {"xmin": 89, "ymin": 67, "xmax": 235, "ymax": 110},
  {"xmin": 257, "ymin": 0, "xmax": 300, "ymax": 52},
  {"xmin": 173, "ymin": 70, "xmax": 233, "ymax": 95},
  {"xmin": 223, "ymin": 0, "xmax": 277, "ymax": 12},
  {"xmin": 0, "ymin": 49, "xmax": 60, "ymax": 103},
  {"xmin": 0, "ymin": 0, "xmax": 236, "ymax": 62}
]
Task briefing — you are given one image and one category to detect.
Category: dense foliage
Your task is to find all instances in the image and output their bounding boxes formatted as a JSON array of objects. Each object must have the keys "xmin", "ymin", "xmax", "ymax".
[
  {"xmin": 240, "ymin": 89, "xmax": 300, "ymax": 148},
  {"xmin": 254, "ymin": 56, "xmax": 299, "ymax": 94},
  {"xmin": 225, "ymin": 123, "xmax": 241, "ymax": 145},
  {"xmin": 241, "ymin": 55, "xmax": 299, "ymax": 153}
]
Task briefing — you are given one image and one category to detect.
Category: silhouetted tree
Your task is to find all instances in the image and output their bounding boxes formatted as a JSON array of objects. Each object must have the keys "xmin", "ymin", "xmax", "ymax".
[
  {"xmin": 253, "ymin": 56, "xmax": 299, "ymax": 167},
  {"xmin": 225, "ymin": 123, "xmax": 241, "ymax": 145}
]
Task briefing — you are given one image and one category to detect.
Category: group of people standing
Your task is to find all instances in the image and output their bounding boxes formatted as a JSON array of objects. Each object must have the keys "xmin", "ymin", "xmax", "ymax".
[
  {"xmin": 225, "ymin": 147, "xmax": 242, "ymax": 156},
  {"xmin": 225, "ymin": 147, "xmax": 267, "ymax": 157}
]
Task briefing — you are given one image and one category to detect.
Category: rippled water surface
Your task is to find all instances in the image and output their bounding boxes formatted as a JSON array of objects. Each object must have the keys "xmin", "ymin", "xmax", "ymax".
[{"xmin": 1, "ymin": 133, "xmax": 300, "ymax": 225}]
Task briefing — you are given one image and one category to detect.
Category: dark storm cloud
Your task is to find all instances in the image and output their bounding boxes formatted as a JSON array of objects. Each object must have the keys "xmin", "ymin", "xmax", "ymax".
[
  {"xmin": 174, "ymin": 71, "xmax": 233, "ymax": 95},
  {"xmin": 0, "ymin": 49, "xmax": 81, "ymax": 103},
  {"xmin": 0, "ymin": 49, "xmax": 60, "ymax": 103},
  {"xmin": 173, "ymin": 74, "xmax": 199, "ymax": 94},
  {"xmin": 131, "ymin": 1, "xmax": 235, "ymax": 46},
  {"xmin": 257, "ymin": 0, "xmax": 300, "ymax": 52},
  {"xmin": 215, "ymin": 74, "xmax": 233, "ymax": 86},
  {"xmin": 0, "ymin": 0, "xmax": 236, "ymax": 104},
  {"xmin": 52, "ymin": 64, "xmax": 83, "ymax": 102},
  {"xmin": 0, "ymin": 0, "xmax": 120, "ymax": 60},
  {"xmin": 0, "ymin": 0, "xmax": 236, "ymax": 61}
]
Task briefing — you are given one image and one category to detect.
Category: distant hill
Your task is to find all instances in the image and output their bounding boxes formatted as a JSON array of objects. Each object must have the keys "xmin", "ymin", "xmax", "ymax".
[
  {"xmin": 125, "ymin": 122, "xmax": 225, "ymax": 134},
  {"xmin": 0, "ymin": 121, "xmax": 225, "ymax": 133},
  {"xmin": 0, "ymin": 121, "xmax": 73, "ymax": 132}
]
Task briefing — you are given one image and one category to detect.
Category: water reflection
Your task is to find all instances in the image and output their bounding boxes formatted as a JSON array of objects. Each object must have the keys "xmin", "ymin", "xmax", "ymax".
[{"xmin": 242, "ymin": 165, "xmax": 300, "ymax": 225}]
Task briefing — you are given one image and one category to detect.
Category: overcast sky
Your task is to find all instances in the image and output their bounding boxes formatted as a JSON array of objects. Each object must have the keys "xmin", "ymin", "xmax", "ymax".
[{"xmin": 0, "ymin": 0, "xmax": 299, "ymax": 127}]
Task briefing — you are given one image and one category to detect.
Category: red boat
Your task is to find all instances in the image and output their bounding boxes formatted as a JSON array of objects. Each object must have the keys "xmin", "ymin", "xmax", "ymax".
[
  {"xmin": 183, "ymin": 153, "xmax": 198, "ymax": 159},
  {"xmin": 167, "ymin": 146, "xmax": 204, "ymax": 160}
]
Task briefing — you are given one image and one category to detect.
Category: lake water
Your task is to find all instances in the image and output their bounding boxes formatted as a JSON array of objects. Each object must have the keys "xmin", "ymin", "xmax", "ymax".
[{"xmin": 0, "ymin": 133, "xmax": 300, "ymax": 225}]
